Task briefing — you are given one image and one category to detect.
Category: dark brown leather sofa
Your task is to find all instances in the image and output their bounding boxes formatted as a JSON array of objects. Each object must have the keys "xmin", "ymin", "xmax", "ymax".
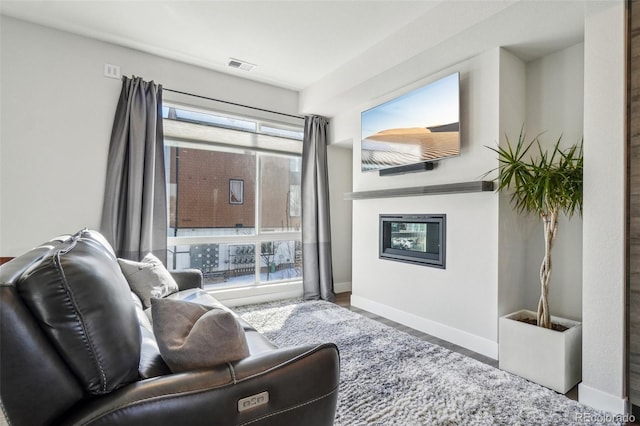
[{"xmin": 0, "ymin": 230, "xmax": 339, "ymax": 425}]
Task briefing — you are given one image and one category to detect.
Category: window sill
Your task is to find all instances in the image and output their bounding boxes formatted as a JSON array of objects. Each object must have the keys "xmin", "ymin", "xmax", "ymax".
[{"xmin": 208, "ymin": 280, "xmax": 303, "ymax": 307}]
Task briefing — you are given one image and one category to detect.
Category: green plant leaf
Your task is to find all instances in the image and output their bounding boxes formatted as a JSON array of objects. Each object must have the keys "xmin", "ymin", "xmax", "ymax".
[{"xmin": 487, "ymin": 127, "xmax": 583, "ymax": 219}]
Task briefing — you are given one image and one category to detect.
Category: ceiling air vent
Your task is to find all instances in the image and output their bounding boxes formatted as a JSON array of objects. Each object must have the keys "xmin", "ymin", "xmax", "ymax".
[{"xmin": 228, "ymin": 58, "xmax": 256, "ymax": 71}]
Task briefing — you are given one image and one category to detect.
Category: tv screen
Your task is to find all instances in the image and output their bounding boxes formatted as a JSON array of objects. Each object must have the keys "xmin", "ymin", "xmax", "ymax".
[{"xmin": 361, "ymin": 72, "xmax": 460, "ymax": 172}]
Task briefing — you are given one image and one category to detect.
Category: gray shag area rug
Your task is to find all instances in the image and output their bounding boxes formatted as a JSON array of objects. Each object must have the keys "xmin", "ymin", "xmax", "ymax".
[{"xmin": 235, "ymin": 299, "xmax": 623, "ymax": 426}]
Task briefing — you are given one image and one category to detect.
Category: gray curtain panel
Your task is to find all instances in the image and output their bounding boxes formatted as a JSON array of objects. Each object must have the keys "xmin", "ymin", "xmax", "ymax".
[
  {"xmin": 301, "ymin": 115, "xmax": 335, "ymax": 302},
  {"xmin": 100, "ymin": 76, "xmax": 167, "ymax": 263}
]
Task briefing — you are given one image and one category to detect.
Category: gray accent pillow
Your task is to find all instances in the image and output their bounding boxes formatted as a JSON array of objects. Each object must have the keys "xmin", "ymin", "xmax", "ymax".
[
  {"xmin": 118, "ymin": 253, "xmax": 179, "ymax": 309},
  {"xmin": 151, "ymin": 298, "xmax": 250, "ymax": 373}
]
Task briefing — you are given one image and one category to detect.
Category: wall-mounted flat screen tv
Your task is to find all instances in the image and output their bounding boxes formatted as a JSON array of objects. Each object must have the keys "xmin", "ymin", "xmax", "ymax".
[{"xmin": 361, "ymin": 72, "xmax": 460, "ymax": 172}]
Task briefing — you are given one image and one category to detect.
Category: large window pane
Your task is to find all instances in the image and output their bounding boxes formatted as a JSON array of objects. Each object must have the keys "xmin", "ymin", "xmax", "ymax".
[
  {"xmin": 167, "ymin": 144, "xmax": 256, "ymax": 237},
  {"xmin": 163, "ymin": 106, "xmax": 257, "ymax": 133},
  {"xmin": 259, "ymin": 240, "xmax": 302, "ymax": 283},
  {"xmin": 168, "ymin": 243, "xmax": 257, "ymax": 288},
  {"xmin": 259, "ymin": 124, "xmax": 304, "ymax": 140},
  {"xmin": 168, "ymin": 240, "xmax": 301, "ymax": 288},
  {"xmin": 259, "ymin": 155, "xmax": 302, "ymax": 232}
]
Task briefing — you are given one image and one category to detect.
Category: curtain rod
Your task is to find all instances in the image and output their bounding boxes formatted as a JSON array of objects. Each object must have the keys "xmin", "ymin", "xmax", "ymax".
[{"xmin": 163, "ymin": 87, "xmax": 305, "ymax": 121}]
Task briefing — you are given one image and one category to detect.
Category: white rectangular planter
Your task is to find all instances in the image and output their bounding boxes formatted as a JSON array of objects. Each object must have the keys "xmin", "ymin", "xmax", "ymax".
[{"xmin": 499, "ymin": 309, "xmax": 582, "ymax": 394}]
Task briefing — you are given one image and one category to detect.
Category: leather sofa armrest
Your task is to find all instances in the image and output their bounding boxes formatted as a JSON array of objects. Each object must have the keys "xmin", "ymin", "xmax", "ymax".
[
  {"xmin": 170, "ymin": 269, "xmax": 204, "ymax": 290},
  {"xmin": 58, "ymin": 343, "xmax": 340, "ymax": 426}
]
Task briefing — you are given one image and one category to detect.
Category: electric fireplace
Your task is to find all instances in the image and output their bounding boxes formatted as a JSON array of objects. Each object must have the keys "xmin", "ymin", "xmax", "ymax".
[{"xmin": 379, "ymin": 214, "xmax": 446, "ymax": 268}]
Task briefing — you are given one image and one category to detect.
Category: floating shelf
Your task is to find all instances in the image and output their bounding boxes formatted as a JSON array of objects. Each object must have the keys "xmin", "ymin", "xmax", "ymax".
[{"xmin": 344, "ymin": 180, "xmax": 495, "ymax": 200}]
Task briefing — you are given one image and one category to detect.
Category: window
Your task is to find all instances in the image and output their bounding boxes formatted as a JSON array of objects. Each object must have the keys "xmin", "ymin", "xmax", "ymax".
[{"xmin": 163, "ymin": 104, "xmax": 303, "ymax": 289}]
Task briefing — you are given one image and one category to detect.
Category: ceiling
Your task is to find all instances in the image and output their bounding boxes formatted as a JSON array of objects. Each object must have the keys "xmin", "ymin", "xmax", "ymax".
[
  {"xmin": 0, "ymin": 0, "xmax": 443, "ymax": 91},
  {"xmin": 0, "ymin": 1, "xmax": 613, "ymax": 115}
]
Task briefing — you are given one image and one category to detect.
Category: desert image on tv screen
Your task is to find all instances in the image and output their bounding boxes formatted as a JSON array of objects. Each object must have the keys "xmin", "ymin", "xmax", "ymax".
[{"xmin": 361, "ymin": 73, "xmax": 460, "ymax": 172}]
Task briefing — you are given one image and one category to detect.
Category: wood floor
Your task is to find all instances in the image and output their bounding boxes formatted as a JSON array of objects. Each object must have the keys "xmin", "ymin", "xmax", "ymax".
[{"xmin": 334, "ymin": 292, "xmax": 579, "ymax": 401}]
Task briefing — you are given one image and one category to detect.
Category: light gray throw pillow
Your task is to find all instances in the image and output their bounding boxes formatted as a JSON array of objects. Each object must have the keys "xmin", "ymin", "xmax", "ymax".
[
  {"xmin": 118, "ymin": 253, "xmax": 179, "ymax": 309},
  {"xmin": 151, "ymin": 298, "xmax": 250, "ymax": 373}
]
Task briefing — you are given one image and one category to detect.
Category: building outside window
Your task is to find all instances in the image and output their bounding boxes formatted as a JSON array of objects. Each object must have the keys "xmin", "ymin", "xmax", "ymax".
[{"xmin": 163, "ymin": 104, "xmax": 303, "ymax": 289}]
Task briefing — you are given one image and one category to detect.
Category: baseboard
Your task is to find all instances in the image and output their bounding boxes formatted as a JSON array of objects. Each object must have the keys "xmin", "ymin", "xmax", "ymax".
[
  {"xmin": 334, "ymin": 281, "xmax": 352, "ymax": 293},
  {"xmin": 209, "ymin": 281, "xmax": 303, "ymax": 307},
  {"xmin": 351, "ymin": 294, "xmax": 499, "ymax": 359},
  {"xmin": 578, "ymin": 383, "xmax": 627, "ymax": 415}
]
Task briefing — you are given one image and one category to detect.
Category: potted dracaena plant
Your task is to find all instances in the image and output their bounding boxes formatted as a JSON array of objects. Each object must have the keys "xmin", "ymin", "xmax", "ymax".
[{"xmin": 487, "ymin": 127, "xmax": 583, "ymax": 393}]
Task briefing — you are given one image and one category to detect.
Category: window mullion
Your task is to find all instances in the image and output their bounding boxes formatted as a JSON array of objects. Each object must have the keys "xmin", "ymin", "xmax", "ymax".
[
  {"xmin": 255, "ymin": 153, "xmax": 262, "ymax": 284},
  {"xmin": 167, "ymin": 232, "xmax": 301, "ymax": 247}
]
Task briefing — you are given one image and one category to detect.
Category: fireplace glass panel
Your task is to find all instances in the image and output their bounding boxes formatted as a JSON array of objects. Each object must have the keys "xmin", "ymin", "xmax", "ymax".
[
  {"xmin": 390, "ymin": 222, "xmax": 442, "ymax": 254},
  {"xmin": 380, "ymin": 214, "xmax": 445, "ymax": 268}
]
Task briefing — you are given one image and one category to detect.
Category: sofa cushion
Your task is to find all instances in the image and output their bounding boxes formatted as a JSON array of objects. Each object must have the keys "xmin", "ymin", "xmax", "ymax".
[
  {"xmin": 17, "ymin": 229, "xmax": 141, "ymax": 395},
  {"xmin": 131, "ymin": 290, "xmax": 172, "ymax": 378},
  {"xmin": 152, "ymin": 298, "xmax": 250, "ymax": 373},
  {"xmin": 118, "ymin": 253, "xmax": 179, "ymax": 309}
]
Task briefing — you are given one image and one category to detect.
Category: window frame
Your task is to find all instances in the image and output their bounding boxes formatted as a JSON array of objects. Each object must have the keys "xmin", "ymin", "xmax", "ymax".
[{"xmin": 163, "ymin": 103, "xmax": 304, "ymax": 290}]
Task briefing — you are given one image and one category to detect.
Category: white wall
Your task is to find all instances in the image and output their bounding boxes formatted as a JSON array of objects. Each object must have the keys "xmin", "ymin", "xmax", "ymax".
[
  {"xmin": 497, "ymin": 49, "xmax": 528, "ymax": 317},
  {"xmin": 327, "ymin": 144, "xmax": 353, "ymax": 292},
  {"xmin": 522, "ymin": 43, "xmax": 585, "ymax": 321},
  {"xmin": 0, "ymin": 16, "xmax": 299, "ymax": 256},
  {"xmin": 344, "ymin": 43, "xmax": 595, "ymax": 366},
  {"xmin": 350, "ymin": 49, "xmax": 502, "ymax": 358},
  {"xmin": 580, "ymin": 2, "xmax": 626, "ymax": 414}
]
